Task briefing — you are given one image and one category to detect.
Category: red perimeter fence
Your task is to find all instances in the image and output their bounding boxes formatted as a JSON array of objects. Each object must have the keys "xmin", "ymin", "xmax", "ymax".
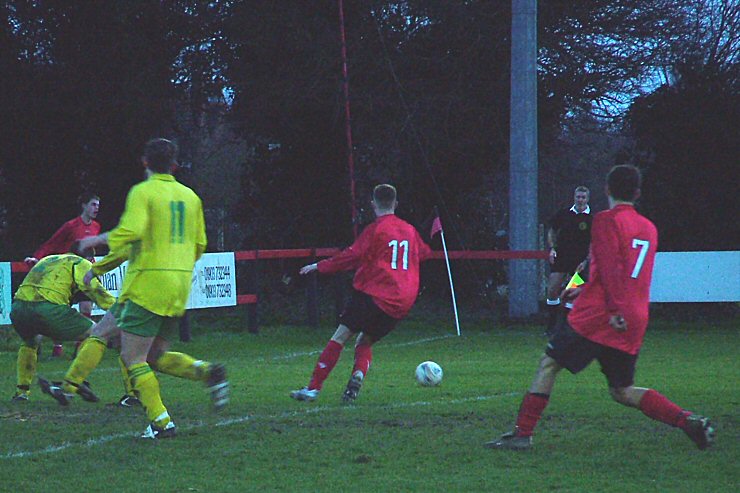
[{"xmin": 10, "ymin": 248, "xmax": 548, "ymax": 333}]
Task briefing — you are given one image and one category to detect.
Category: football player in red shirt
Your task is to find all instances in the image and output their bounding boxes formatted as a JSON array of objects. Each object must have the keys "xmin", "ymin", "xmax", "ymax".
[
  {"xmin": 487, "ymin": 165, "xmax": 715, "ymax": 451},
  {"xmin": 24, "ymin": 192, "xmax": 101, "ymax": 357},
  {"xmin": 290, "ymin": 184, "xmax": 433, "ymax": 403}
]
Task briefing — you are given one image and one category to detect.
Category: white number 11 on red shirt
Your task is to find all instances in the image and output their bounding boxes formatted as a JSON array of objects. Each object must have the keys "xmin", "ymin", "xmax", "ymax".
[{"xmin": 388, "ymin": 239, "xmax": 409, "ymax": 270}]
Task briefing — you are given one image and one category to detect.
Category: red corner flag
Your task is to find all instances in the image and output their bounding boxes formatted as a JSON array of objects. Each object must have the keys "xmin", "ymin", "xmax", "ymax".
[{"xmin": 430, "ymin": 215, "xmax": 443, "ymax": 239}]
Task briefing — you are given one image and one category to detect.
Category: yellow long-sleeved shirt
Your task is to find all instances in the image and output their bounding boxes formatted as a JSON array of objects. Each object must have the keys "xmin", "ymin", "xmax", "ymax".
[
  {"xmin": 15, "ymin": 254, "xmax": 115, "ymax": 310},
  {"xmin": 92, "ymin": 173, "xmax": 207, "ymax": 317}
]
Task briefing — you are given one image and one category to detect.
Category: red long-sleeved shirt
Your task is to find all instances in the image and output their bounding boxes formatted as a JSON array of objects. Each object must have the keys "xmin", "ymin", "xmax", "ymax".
[
  {"xmin": 318, "ymin": 214, "xmax": 433, "ymax": 319},
  {"xmin": 34, "ymin": 216, "xmax": 101, "ymax": 259},
  {"xmin": 568, "ymin": 204, "xmax": 658, "ymax": 355}
]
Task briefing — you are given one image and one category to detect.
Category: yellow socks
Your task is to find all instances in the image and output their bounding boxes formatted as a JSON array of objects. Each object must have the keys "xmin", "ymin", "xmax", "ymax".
[
  {"xmin": 118, "ymin": 356, "xmax": 135, "ymax": 397},
  {"xmin": 63, "ymin": 337, "xmax": 107, "ymax": 394},
  {"xmin": 16, "ymin": 344, "xmax": 38, "ymax": 392},
  {"xmin": 129, "ymin": 363, "xmax": 169, "ymax": 425},
  {"xmin": 153, "ymin": 352, "xmax": 209, "ymax": 382}
]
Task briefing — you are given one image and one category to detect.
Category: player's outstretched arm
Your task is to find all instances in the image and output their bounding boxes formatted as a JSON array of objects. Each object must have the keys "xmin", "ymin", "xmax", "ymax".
[
  {"xmin": 79, "ymin": 232, "xmax": 109, "ymax": 251},
  {"xmin": 83, "ymin": 269, "xmax": 96, "ymax": 286},
  {"xmin": 87, "ymin": 246, "xmax": 129, "ymax": 283},
  {"xmin": 299, "ymin": 263, "xmax": 318, "ymax": 275},
  {"xmin": 76, "ymin": 262, "xmax": 115, "ymax": 309}
]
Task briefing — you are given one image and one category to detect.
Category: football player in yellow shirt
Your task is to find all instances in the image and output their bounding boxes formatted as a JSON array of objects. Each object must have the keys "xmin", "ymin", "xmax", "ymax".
[
  {"xmin": 10, "ymin": 244, "xmax": 116, "ymax": 402},
  {"xmin": 71, "ymin": 138, "xmax": 229, "ymax": 439},
  {"xmin": 35, "ymin": 246, "xmax": 142, "ymax": 407}
]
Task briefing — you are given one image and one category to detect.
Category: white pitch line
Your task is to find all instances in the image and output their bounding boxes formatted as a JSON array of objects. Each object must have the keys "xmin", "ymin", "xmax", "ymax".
[
  {"xmin": 266, "ymin": 334, "xmax": 456, "ymax": 362},
  {"xmin": 37, "ymin": 333, "xmax": 458, "ymax": 376},
  {"xmin": 391, "ymin": 334, "xmax": 457, "ymax": 347},
  {"xmin": 267, "ymin": 350, "xmax": 322, "ymax": 361},
  {"xmin": 0, "ymin": 391, "xmax": 519, "ymax": 460}
]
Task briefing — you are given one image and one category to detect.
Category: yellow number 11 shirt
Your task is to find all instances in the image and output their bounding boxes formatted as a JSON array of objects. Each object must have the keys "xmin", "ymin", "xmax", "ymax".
[{"xmin": 93, "ymin": 173, "xmax": 207, "ymax": 317}]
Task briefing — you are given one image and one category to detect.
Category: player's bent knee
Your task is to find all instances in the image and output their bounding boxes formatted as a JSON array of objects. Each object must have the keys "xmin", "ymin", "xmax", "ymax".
[
  {"xmin": 22, "ymin": 341, "xmax": 40, "ymax": 350},
  {"xmin": 608, "ymin": 387, "xmax": 622, "ymax": 402},
  {"xmin": 90, "ymin": 314, "xmax": 119, "ymax": 340},
  {"xmin": 331, "ymin": 324, "xmax": 353, "ymax": 345},
  {"xmin": 535, "ymin": 354, "xmax": 562, "ymax": 382},
  {"xmin": 609, "ymin": 387, "xmax": 633, "ymax": 406},
  {"xmin": 536, "ymin": 354, "xmax": 561, "ymax": 378},
  {"xmin": 355, "ymin": 333, "xmax": 375, "ymax": 348},
  {"xmin": 147, "ymin": 340, "xmax": 170, "ymax": 367},
  {"xmin": 147, "ymin": 350, "xmax": 164, "ymax": 368},
  {"xmin": 89, "ymin": 327, "xmax": 114, "ymax": 342}
]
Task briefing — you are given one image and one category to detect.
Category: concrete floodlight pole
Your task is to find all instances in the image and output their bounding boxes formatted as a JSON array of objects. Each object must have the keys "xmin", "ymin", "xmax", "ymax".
[{"xmin": 509, "ymin": 0, "xmax": 539, "ymax": 318}]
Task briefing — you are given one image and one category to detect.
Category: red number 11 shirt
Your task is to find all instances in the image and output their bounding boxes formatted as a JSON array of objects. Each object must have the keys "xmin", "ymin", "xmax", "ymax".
[{"xmin": 318, "ymin": 214, "xmax": 433, "ymax": 319}]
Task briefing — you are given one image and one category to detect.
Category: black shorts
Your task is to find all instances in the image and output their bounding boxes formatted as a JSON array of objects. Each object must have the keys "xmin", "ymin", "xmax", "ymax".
[
  {"xmin": 339, "ymin": 289, "xmax": 399, "ymax": 341},
  {"xmin": 545, "ymin": 322, "xmax": 638, "ymax": 388}
]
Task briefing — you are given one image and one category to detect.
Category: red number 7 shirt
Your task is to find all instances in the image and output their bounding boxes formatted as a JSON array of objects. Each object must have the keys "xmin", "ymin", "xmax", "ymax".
[{"xmin": 568, "ymin": 204, "xmax": 658, "ymax": 355}]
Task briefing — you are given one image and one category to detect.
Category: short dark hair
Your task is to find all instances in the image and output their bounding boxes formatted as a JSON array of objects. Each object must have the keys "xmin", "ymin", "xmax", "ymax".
[
  {"xmin": 78, "ymin": 192, "xmax": 99, "ymax": 207},
  {"xmin": 373, "ymin": 184, "xmax": 397, "ymax": 210},
  {"xmin": 607, "ymin": 165, "xmax": 641, "ymax": 202},
  {"xmin": 143, "ymin": 138, "xmax": 178, "ymax": 173}
]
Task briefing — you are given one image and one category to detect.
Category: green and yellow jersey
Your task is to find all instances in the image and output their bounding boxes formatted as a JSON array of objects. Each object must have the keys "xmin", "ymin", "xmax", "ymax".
[
  {"xmin": 92, "ymin": 173, "xmax": 207, "ymax": 317},
  {"xmin": 15, "ymin": 254, "xmax": 115, "ymax": 310}
]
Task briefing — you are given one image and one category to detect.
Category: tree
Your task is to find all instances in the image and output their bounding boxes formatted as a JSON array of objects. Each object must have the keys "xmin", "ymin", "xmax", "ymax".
[
  {"xmin": 175, "ymin": 102, "xmax": 250, "ymax": 251},
  {"xmin": 0, "ymin": 1, "xmax": 234, "ymax": 257},
  {"xmin": 2, "ymin": 0, "xmax": 725, "ymax": 258},
  {"xmin": 628, "ymin": 0, "xmax": 739, "ymax": 250},
  {"xmin": 219, "ymin": 1, "xmax": 691, "ymax": 250}
]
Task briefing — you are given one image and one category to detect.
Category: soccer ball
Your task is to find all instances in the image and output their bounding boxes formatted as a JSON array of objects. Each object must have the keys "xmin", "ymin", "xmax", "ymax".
[{"xmin": 415, "ymin": 361, "xmax": 443, "ymax": 387}]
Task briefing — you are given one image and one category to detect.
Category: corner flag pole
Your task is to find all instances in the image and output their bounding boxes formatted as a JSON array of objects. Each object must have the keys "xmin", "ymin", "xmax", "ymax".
[{"xmin": 431, "ymin": 210, "xmax": 461, "ymax": 336}]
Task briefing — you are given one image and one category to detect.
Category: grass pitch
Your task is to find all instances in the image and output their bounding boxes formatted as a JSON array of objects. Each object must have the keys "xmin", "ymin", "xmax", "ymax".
[{"xmin": 0, "ymin": 318, "xmax": 737, "ymax": 492}]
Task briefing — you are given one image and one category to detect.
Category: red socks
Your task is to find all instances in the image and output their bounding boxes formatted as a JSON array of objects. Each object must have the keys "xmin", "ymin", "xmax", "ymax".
[
  {"xmin": 352, "ymin": 344, "xmax": 372, "ymax": 377},
  {"xmin": 639, "ymin": 389, "xmax": 691, "ymax": 428},
  {"xmin": 308, "ymin": 340, "xmax": 344, "ymax": 391},
  {"xmin": 512, "ymin": 389, "xmax": 690, "ymax": 438},
  {"xmin": 515, "ymin": 392, "xmax": 550, "ymax": 437}
]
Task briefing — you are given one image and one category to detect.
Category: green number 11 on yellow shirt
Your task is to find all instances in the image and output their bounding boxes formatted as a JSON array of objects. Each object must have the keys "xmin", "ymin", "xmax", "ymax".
[{"xmin": 170, "ymin": 201, "xmax": 186, "ymax": 243}]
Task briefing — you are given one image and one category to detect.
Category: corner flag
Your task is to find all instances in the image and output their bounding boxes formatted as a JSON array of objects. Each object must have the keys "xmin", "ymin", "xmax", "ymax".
[
  {"xmin": 430, "ymin": 210, "xmax": 461, "ymax": 336},
  {"xmin": 430, "ymin": 215, "xmax": 443, "ymax": 239}
]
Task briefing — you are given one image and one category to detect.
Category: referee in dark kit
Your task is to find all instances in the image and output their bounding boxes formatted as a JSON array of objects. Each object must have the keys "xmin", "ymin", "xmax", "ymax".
[{"xmin": 545, "ymin": 186, "xmax": 592, "ymax": 336}]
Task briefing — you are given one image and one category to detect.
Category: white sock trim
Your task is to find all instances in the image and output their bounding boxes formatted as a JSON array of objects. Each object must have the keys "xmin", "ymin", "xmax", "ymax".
[{"xmin": 546, "ymin": 299, "xmax": 561, "ymax": 306}]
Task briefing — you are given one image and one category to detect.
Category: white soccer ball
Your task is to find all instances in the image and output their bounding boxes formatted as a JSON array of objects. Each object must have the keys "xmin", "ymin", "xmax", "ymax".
[{"xmin": 415, "ymin": 361, "xmax": 443, "ymax": 387}]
